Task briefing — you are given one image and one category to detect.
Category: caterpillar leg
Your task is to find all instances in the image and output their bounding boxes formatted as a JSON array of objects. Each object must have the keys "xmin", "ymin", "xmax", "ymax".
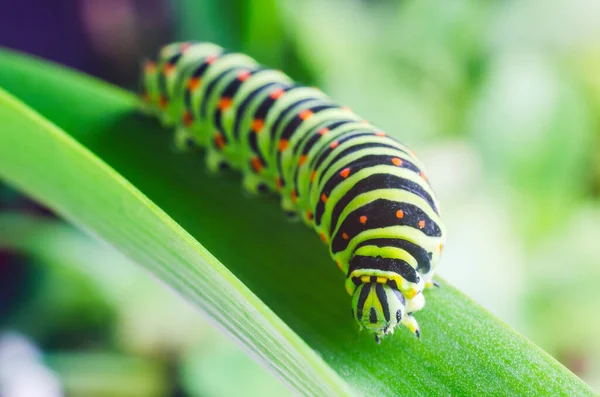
[
  {"xmin": 280, "ymin": 196, "xmax": 300, "ymax": 221},
  {"xmin": 205, "ymin": 149, "xmax": 230, "ymax": 173},
  {"xmin": 242, "ymin": 173, "xmax": 270, "ymax": 195},
  {"xmin": 300, "ymin": 208, "xmax": 314, "ymax": 227},
  {"xmin": 424, "ymin": 273, "xmax": 441, "ymax": 289},
  {"xmin": 406, "ymin": 292, "xmax": 425, "ymax": 314},
  {"xmin": 402, "ymin": 314, "xmax": 421, "ymax": 339},
  {"xmin": 172, "ymin": 126, "xmax": 198, "ymax": 152}
]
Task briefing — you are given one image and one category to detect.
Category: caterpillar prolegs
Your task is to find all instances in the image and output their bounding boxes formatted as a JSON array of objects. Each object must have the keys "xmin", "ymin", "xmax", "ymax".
[{"xmin": 140, "ymin": 42, "xmax": 446, "ymax": 343}]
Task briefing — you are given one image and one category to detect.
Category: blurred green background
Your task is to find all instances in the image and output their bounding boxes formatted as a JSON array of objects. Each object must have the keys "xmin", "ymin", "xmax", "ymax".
[{"xmin": 1, "ymin": 0, "xmax": 600, "ymax": 395}]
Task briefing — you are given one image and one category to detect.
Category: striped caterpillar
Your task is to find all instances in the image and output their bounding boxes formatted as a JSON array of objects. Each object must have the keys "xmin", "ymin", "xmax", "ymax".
[{"xmin": 140, "ymin": 42, "xmax": 445, "ymax": 343}]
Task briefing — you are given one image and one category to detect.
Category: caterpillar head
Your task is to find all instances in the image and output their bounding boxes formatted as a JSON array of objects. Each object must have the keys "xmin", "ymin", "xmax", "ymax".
[{"xmin": 351, "ymin": 282, "xmax": 407, "ymax": 343}]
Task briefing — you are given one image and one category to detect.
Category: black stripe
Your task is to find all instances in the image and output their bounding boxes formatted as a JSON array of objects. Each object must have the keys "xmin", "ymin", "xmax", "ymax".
[
  {"xmin": 318, "ymin": 172, "xmax": 438, "ymax": 227},
  {"xmin": 275, "ymin": 104, "xmax": 336, "ymax": 186},
  {"xmin": 255, "ymin": 85, "xmax": 296, "ymax": 119},
  {"xmin": 331, "ymin": 198, "xmax": 442, "ymax": 253},
  {"xmin": 244, "ymin": 84, "xmax": 295, "ymax": 168},
  {"xmin": 184, "ymin": 52, "xmax": 224, "ymax": 110},
  {"xmin": 200, "ymin": 67, "xmax": 237, "ymax": 118},
  {"xmin": 356, "ymin": 284, "xmax": 370, "ymax": 321},
  {"xmin": 293, "ymin": 119, "xmax": 352, "ymax": 157},
  {"xmin": 396, "ymin": 308, "xmax": 403, "ymax": 323},
  {"xmin": 212, "ymin": 68, "xmax": 258, "ymax": 133},
  {"xmin": 269, "ymin": 97, "xmax": 316, "ymax": 143},
  {"xmin": 184, "ymin": 85, "xmax": 192, "ymax": 110},
  {"xmin": 324, "ymin": 156, "xmax": 423, "ymax": 233},
  {"xmin": 349, "ymin": 255, "xmax": 419, "ymax": 284},
  {"xmin": 291, "ymin": 119, "xmax": 358, "ymax": 198},
  {"xmin": 309, "ymin": 131, "xmax": 374, "ymax": 171},
  {"xmin": 316, "ymin": 142, "xmax": 407, "ymax": 186},
  {"xmin": 233, "ymin": 82, "xmax": 278, "ymax": 139},
  {"xmin": 158, "ymin": 53, "xmax": 182, "ymax": 100},
  {"xmin": 249, "ymin": 129, "xmax": 266, "ymax": 168},
  {"xmin": 375, "ymin": 283, "xmax": 390, "ymax": 322},
  {"xmin": 369, "ymin": 307, "xmax": 378, "ymax": 324},
  {"xmin": 313, "ymin": 131, "xmax": 410, "ymax": 174},
  {"xmin": 279, "ymin": 105, "xmax": 335, "ymax": 143},
  {"xmin": 222, "ymin": 68, "xmax": 261, "ymax": 98},
  {"xmin": 354, "ymin": 238, "xmax": 432, "ymax": 274}
]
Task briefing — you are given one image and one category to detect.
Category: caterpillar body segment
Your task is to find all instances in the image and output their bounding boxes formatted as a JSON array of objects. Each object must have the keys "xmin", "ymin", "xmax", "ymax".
[{"xmin": 140, "ymin": 42, "xmax": 446, "ymax": 342}]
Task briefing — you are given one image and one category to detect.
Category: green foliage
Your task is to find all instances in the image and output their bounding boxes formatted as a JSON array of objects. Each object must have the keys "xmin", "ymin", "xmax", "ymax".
[{"xmin": 0, "ymin": 49, "xmax": 596, "ymax": 396}]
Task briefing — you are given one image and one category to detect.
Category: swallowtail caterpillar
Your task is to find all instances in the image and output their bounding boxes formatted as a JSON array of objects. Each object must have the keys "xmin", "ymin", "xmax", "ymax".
[{"xmin": 140, "ymin": 42, "xmax": 446, "ymax": 343}]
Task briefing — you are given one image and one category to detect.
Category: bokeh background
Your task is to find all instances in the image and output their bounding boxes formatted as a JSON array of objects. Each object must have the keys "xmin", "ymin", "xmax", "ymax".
[{"xmin": 2, "ymin": 0, "xmax": 600, "ymax": 395}]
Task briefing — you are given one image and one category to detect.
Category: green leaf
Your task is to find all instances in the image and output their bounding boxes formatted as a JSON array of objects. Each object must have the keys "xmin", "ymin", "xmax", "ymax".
[
  {"xmin": 0, "ymin": 52, "xmax": 350, "ymax": 397},
  {"xmin": 0, "ymin": 49, "xmax": 596, "ymax": 396}
]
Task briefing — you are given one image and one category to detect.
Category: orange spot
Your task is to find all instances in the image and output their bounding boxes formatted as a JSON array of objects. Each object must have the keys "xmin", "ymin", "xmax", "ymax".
[
  {"xmin": 439, "ymin": 243, "xmax": 444, "ymax": 253},
  {"xmin": 321, "ymin": 193, "xmax": 328, "ymax": 203},
  {"xmin": 214, "ymin": 133, "xmax": 225, "ymax": 150},
  {"xmin": 306, "ymin": 210, "xmax": 313, "ymax": 221},
  {"xmin": 187, "ymin": 77, "xmax": 201, "ymax": 91},
  {"xmin": 359, "ymin": 216, "xmax": 367, "ymax": 224},
  {"xmin": 299, "ymin": 155, "xmax": 308, "ymax": 166},
  {"xmin": 318, "ymin": 128, "xmax": 329, "ymax": 136},
  {"xmin": 278, "ymin": 140, "xmax": 289, "ymax": 152},
  {"xmin": 299, "ymin": 110, "xmax": 313, "ymax": 120},
  {"xmin": 206, "ymin": 55, "xmax": 218, "ymax": 65},
  {"xmin": 341, "ymin": 106, "xmax": 352, "ymax": 112},
  {"xmin": 396, "ymin": 210, "xmax": 404, "ymax": 219},
  {"xmin": 270, "ymin": 88, "xmax": 285, "ymax": 100},
  {"xmin": 251, "ymin": 119, "xmax": 264, "ymax": 134},
  {"xmin": 158, "ymin": 95, "xmax": 168, "ymax": 109},
  {"xmin": 361, "ymin": 119, "xmax": 370, "ymax": 124},
  {"xmin": 310, "ymin": 171, "xmax": 317, "ymax": 182},
  {"xmin": 218, "ymin": 97, "xmax": 233, "ymax": 111},
  {"xmin": 375, "ymin": 131, "xmax": 386, "ymax": 137},
  {"xmin": 335, "ymin": 260, "xmax": 343, "ymax": 270},
  {"xmin": 342, "ymin": 232, "xmax": 349, "ymax": 240},
  {"xmin": 163, "ymin": 63, "xmax": 176, "ymax": 76},
  {"xmin": 276, "ymin": 177, "xmax": 283, "ymax": 191},
  {"xmin": 291, "ymin": 190, "xmax": 298, "ymax": 203},
  {"xmin": 182, "ymin": 111, "xmax": 193, "ymax": 127},
  {"xmin": 238, "ymin": 70, "xmax": 251, "ymax": 81},
  {"xmin": 329, "ymin": 141, "xmax": 339, "ymax": 149},
  {"xmin": 340, "ymin": 168, "xmax": 351, "ymax": 178},
  {"xmin": 251, "ymin": 156, "xmax": 263, "ymax": 173},
  {"xmin": 144, "ymin": 61, "xmax": 157, "ymax": 73},
  {"xmin": 319, "ymin": 232, "xmax": 328, "ymax": 243},
  {"xmin": 418, "ymin": 220, "xmax": 426, "ymax": 229},
  {"xmin": 420, "ymin": 171, "xmax": 428, "ymax": 181},
  {"xmin": 392, "ymin": 157, "xmax": 403, "ymax": 166},
  {"xmin": 180, "ymin": 42, "xmax": 192, "ymax": 52}
]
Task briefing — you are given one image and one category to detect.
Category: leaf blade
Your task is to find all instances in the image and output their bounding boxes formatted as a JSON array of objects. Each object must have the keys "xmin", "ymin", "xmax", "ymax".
[
  {"xmin": 0, "ymin": 49, "xmax": 596, "ymax": 396},
  {"xmin": 0, "ymin": 81, "xmax": 353, "ymax": 397}
]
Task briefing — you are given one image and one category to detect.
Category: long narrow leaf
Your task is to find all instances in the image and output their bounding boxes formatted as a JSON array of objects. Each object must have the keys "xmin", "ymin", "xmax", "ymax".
[
  {"xmin": 0, "ymin": 49, "xmax": 596, "ymax": 396},
  {"xmin": 0, "ymin": 78, "xmax": 351, "ymax": 397}
]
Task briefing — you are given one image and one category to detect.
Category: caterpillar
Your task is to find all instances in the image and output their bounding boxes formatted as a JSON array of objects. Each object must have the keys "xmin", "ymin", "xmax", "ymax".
[{"xmin": 139, "ymin": 42, "xmax": 445, "ymax": 343}]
